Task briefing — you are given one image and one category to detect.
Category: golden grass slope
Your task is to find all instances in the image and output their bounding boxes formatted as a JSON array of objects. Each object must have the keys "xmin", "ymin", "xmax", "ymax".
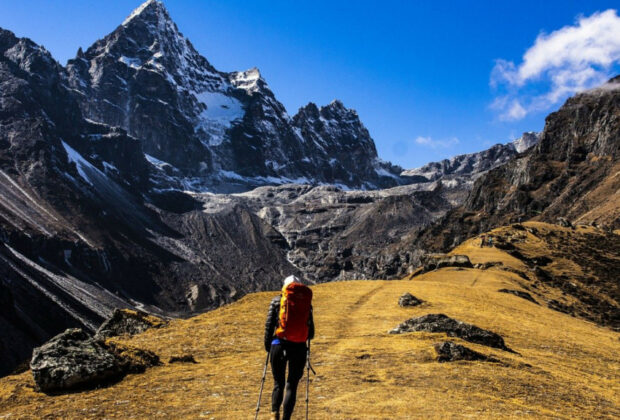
[
  {"xmin": 0, "ymin": 222, "xmax": 618, "ymax": 419},
  {"xmin": 449, "ymin": 221, "xmax": 619, "ymax": 330}
]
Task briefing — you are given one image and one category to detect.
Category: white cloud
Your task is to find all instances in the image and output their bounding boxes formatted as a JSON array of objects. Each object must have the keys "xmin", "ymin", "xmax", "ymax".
[
  {"xmin": 490, "ymin": 96, "xmax": 527, "ymax": 121},
  {"xmin": 414, "ymin": 136, "xmax": 459, "ymax": 148},
  {"xmin": 490, "ymin": 9, "xmax": 620, "ymax": 120}
]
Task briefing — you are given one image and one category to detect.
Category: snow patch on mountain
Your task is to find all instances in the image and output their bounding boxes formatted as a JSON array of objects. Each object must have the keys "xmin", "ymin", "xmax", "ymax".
[
  {"xmin": 62, "ymin": 141, "xmax": 98, "ymax": 186},
  {"xmin": 123, "ymin": 0, "xmax": 161, "ymax": 26},
  {"xmin": 194, "ymin": 91, "xmax": 244, "ymax": 146},
  {"xmin": 118, "ymin": 56, "xmax": 142, "ymax": 69}
]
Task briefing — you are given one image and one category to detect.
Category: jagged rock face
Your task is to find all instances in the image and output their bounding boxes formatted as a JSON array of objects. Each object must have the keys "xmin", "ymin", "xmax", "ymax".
[
  {"xmin": 66, "ymin": 0, "xmax": 230, "ymax": 174},
  {"xmin": 66, "ymin": 0, "xmax": 407, "ymax": 191},
  {"xmin": 512, "ymin": 132, "xmax": 540, "ymax": 153},
  {"xmin": 464, "ymin": 78, "xmax": 620, "ymax": 230},
  {"xmin": 405, "ymin": 77, "xmax": 620, "ymax": 265},
  {"xmin": 291, "ymin": 101, "xmax": 404, "ymax": 188}
]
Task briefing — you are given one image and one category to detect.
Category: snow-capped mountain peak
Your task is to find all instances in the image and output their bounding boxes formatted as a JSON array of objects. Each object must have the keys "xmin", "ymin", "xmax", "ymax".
[
  {"xmin": 65, "ymin": 0, "xmax": 409, "ymax": 192},
  {"xmin": 229, "ymin": 67, "xmax": 265, "ymax": 94},
  {"xmin": 122, "ymin": 0, "xmax": 167, "ymax": 27}
]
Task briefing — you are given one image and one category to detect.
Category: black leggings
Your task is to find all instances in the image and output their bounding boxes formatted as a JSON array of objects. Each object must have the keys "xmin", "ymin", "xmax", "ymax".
[{"xmin": 270, "ymin": 341, "xmax": 307, "ymax": 419}]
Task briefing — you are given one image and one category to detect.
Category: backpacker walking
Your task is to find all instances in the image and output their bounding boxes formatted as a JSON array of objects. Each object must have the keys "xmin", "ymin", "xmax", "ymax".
[{"xmin": 263, "ymin": 275, "xmax": 315, "ymax": 420}]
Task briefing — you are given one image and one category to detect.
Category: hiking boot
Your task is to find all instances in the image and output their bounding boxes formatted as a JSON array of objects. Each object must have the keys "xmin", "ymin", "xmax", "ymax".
[{"xmin": 269, "ymin": 412, "xmax": 280, "ymax": 420}]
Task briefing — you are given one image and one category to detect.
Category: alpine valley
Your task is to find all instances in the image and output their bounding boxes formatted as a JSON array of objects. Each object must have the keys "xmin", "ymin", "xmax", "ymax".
[{"xmin": 0, "ymin": 0, "xmax": 618, "ymax": 392}]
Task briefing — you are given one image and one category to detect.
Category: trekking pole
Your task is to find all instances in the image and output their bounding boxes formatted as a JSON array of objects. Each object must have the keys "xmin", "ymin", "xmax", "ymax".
[
  {"xmin": 305, "ymin": 340, "xmax": 316, "ymax": 420},
  {"xmin": 254, "ymin": 349, "xmax": 271, "ymax": 420}
]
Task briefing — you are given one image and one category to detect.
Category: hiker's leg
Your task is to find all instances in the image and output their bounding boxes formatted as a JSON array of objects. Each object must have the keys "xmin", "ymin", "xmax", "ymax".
[
  {"xmin": 282, "ymin": 344, "xmax": 307, "ymax": 420},
  {"xmin": 270, "ymin": 343, "xmax": 286, "ymax": 413}
]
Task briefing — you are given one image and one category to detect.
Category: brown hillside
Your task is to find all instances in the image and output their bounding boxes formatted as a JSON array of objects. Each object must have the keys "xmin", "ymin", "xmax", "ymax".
[{"xmin": 0, "ymin": 223, "xmax": 618, "ymax": 419}]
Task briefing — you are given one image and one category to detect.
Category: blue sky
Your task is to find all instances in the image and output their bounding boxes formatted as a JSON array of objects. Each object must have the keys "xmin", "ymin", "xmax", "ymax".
[{"xmin": 1, "ymin": 0, "xmax": 619, "ymax": 168}]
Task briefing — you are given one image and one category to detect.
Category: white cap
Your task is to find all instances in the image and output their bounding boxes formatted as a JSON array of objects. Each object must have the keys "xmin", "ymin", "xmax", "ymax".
[{"xmin": 283, "ymin": 275, "xmax": 300, "ymax": 287}]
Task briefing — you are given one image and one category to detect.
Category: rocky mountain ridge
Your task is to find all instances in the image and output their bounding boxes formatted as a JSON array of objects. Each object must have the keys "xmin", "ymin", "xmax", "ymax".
[{"xmin": 402, "ymin": 132, "xmax": 540, "ymax": 183}]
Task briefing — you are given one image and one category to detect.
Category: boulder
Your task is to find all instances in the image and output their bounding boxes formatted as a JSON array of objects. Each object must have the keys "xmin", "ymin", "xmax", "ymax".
[
  {"xmin": 434, "ymin": 341, "xmax": 498, "ymax": 363},
  {"xmin": 30, "ymin": 329, "xmax": 125, "ymax": 393},
  {"xmin": 398, "ymin": 293, "xmax": 423, "ymax": 307},
  {"xmin": 389, "ymin": 313, "xmax": 511, "ymax": 351},
  {"xmin": 96, "ymin": 309, "xmax": 166, "ymax": 339},
  {"xmin": 30, "ymin": 328, "xmax": 159, "ymax": 393}
]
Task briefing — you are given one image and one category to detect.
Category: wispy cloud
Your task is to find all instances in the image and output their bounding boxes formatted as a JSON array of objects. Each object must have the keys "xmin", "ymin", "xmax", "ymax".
[
  {"xmin": 490, "ymin": 9, "xmax": 620, "ymax": 121},
  {"xmin": 414, "ymin": 136, "xmax": 459, "ymax": 148}
]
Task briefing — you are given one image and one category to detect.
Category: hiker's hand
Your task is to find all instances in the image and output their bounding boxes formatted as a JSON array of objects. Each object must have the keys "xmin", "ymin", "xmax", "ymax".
[{"xmin": 264, "ymin": 343, "xmax": 270, "ymax": 353}]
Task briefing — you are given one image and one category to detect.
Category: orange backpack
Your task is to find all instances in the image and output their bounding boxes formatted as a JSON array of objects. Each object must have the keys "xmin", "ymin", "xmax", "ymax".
[{"xmin": 275, "ymin": 282, "xmax": 313, "ymax": 343}]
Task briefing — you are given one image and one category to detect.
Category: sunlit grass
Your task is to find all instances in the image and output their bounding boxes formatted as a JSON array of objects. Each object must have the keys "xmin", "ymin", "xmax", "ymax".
[{"xmin": 0, "ymin": 222, "xmax": 618, "ymax": 419}]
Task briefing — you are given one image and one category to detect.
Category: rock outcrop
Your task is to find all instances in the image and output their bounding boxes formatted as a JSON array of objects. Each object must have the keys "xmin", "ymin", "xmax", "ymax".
[
  {"xmin": 498, "ymin": 289, "xmax": 538, "ymax": 305},
  {"xmin": 389, "ymin": 314, "xmax": 511, "ymax": 351},
  {"xmin": 433, "ymin": 341, "xmax": 498, "ymax": 363},
  {"xmin": 398, "ymin": 293, "xmax": 423, "ymax": 307},
  {"xmin": 409, "ymin": 254, "xmax": 473, "ymax": 276}
]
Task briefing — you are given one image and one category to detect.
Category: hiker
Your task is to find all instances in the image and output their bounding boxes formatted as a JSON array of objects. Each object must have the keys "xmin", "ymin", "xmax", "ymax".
[
  {"xmin": 480, "ymin": 235, "xmax": 486, "ymax": 248},
  {"xmin": 264, "ymin": 275, "xmax": 315, "ymax": 420}
]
